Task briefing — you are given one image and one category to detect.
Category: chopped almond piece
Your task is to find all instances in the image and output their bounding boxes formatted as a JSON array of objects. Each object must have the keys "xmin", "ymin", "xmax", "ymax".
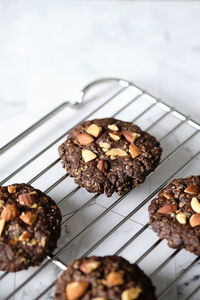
[
  {"xmin": 77, "ymin": 134, "xmax": 94, "ymax": 145},
  {"xmin": 86, "ymin": 124, "xmax": 102, "ymax": 138},
  {"xmin": 162, "ymin": 192, "xmax": 171, "ymax": 199},
  {"xmin": 82, "ymin": 149, "xmax": 97, "ymax": 163},
  {"xmin": 109, "ymin": 132, "xmax": 121, "ymax": 141},
  {"xmin": 122, "ymin": 131, "xmax": 141, "ymax": 144},
  {"xmin": 106, "ymin": 148, "xmax": 127, "ymax": 157},
  {"xmin": 104, "ymin": 271, "xmax": 124, "ymax": 287},
  {"xmin": 20, "ymin": 211, "xmax": 37, "ymax": 225},
  {"xmin": 129, "ymin": 144, "xmax": 142, "ymax": 159},
  {"xmin": 80, "ymin": 259, "xmax": 101, "ymax": 274},
  {"xmin": 1, "ymin": 204, "xmax": 20, "ymax": 221},
  {"xmin": 108, "ymin": 124, "xmax": 119, "ymax": 131}
]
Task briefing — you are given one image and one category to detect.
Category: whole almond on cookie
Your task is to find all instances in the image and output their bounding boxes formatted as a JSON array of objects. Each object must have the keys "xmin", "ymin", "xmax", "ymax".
[
  {"xmin": 189, "ymin": 214, "xmax": 200, "ymax": 227},
  {"xmin": 190, "ymin": 197, "xmax": 200, "ymax": 213},
  {"xmin": 184, "ymin": 184, "xmax": 200, "ymax": 194},
  {"xmin": 157, "ymin": 204, "xmax": 177, "ymax": 214}
]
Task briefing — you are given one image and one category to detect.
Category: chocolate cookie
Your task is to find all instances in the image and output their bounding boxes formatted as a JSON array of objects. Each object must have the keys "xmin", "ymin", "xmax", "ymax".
[
  {"xmin": 0, "ymin": 183, "xmax": 61, "ymax": 272},
  {"xmin": 54, "ymin": 255, "xmax": 156, "ymax": 300},
  {"xmin": 58, "ymin": 118, "xmax": 162, "ymax": 197},
  {"xmin": 148, "ymin": 175, "xmax": 200, "ymax": 256}
]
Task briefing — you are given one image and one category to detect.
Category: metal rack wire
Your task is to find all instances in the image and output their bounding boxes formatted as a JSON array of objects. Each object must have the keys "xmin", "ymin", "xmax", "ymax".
[{"xmin": 0, "ymin": 78, "xmax": 199, "ymax": 300}]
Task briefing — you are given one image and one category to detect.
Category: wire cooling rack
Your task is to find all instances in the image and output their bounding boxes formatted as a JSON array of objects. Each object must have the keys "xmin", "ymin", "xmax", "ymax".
[{"xmin": 0, "ymin": 78, "xmax": 199, "ymax": 300}]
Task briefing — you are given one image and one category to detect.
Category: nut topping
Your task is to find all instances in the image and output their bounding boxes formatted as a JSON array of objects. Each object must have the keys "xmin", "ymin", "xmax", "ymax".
[
  {"xmin": 190, "ymin": 197, "xmax": 200, "ymax": 213},
  {"xmin": 82, "ymin": 149, "xmax": 97, "ymax": 163},
  {"xmin": 108, "ymin": 124, "xmax": 119, "ymax": 131},
  {"xmin": 80, "ymin": 259, "xmax": 101, "ymax": 274},
  {"xmin": 122, "ymin": 131, "xmax": 141, "ymax": 144},
  {"xmin": 176, "ymin": 212, "xmax": 187, "ymax": 224},
  {"xmin": 104, "ymin": 271, "xmax": 124, "ymax": 287},
  {"xmin": 77, "ymin": 133, "xmax": 94, "ymax": 145},
  {"xmin": 129, "ymin": 144, "xmax": 142, "ymax": 159},
  {"xmin": 99, "ymin": 142, "xmax": 110, "ymax": 152},
  {"xmin": 109, "ymin": 132, "xmax": 121, "ymax": 141},
  {"xmin": 157, "ymin": 204, "xmax": 177, "ymax": 214},
  {"xmin": 189, "ymin": 214, "xmax": 200, "ymax": 227},
  {"xmin": 106, "ymin": 148, "xmax": 127, "ymax": 157},
  {"xmin": 66, "ymin": 281, "xmax": 89, "ymax": 300},
  {"xmin": 1, "ymin": 204, "xmax": 20, "ymax": 221},
  {"xmin": 19, "ymin": 231, "xmax": 32, "ymax": 242},
  {"xmin": 86, "ymin": 124, "xmax": 102, "ymax": 138},
  {"xmin": 99, "ymin": 142, "xmax": 110, "ymax": 150},
  {"xmin": 97, "ymin": 160, "xmax": 108, "ymax": 174},
  {"xmin": 121, "ymin": 286, "xmax": 142, "ymax": 300},
  {"xmin": 0, "ymin": 219, "xmax": 5, "ymax": 237},
  {"xmin": 8, "ymin": 185, "xmax": 17, "ymax": 194},
  {"xmin": 18, "ymin": 191, "xmax": 38, "ymax": 207},
  {"xmin": 162, "ymin": 192, "xmax": 172, "ymax": 199},
  {"xmin": 20, "ymin": 211, "xmax": 37, "ymax": 225},
  {"xmin": 184, "ymin": 184, "xmax": 200, "ymax": 194}
]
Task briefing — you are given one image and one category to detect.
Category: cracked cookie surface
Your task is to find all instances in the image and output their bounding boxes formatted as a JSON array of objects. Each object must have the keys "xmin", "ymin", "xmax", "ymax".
[
  {"xmin": 148, "ymin": 175, "xmax": 200, "ymax": 256},
  {"xmin": 0, "ymin": 183, "xmax": 61, "ymax": 272},
  {"xmin": 54, "ymin": 255, "xmax": 156, "ymax": 300},
  {"xmin": 58, "ymin": 118, "xmax": 162, "ymax": 197}
]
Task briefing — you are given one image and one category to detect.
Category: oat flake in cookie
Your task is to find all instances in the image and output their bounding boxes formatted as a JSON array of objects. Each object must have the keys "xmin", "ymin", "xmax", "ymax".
[
  {"xmin": 58, "ymin": 118, "xmax": 162, "ymax": 197},
  {"xmin": 148, "ymin": 175, "xmax": 200, "ymax": 256},
  {"xmin": 0, "ymin": 184, "xmax": 61, "ymax": 272},
  {"xmin": 54, "ymin": 255, "xmax": 156, "ymax": 300}
]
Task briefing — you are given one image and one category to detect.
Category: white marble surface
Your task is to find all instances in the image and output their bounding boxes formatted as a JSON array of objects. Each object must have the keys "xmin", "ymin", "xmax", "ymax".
[{"xmin": 0, "ymin": 1, "xmax": 200, "ymax": 300}]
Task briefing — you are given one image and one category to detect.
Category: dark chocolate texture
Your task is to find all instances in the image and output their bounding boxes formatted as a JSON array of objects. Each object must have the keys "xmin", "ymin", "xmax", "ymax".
[
  {"xmin": 58, "ymin": 118, "xmax": 162, "ymax": 197},
  {"xmin": 149, "ymin": 175, "xmax": 200, "ymax": 256},
  {"xmin": 0, "ymin": 183, "xmax": 61, "ymax": 272},
  {"xmin": 54, "ymin": 255, "xmax": 156, "ymax": 300}
]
